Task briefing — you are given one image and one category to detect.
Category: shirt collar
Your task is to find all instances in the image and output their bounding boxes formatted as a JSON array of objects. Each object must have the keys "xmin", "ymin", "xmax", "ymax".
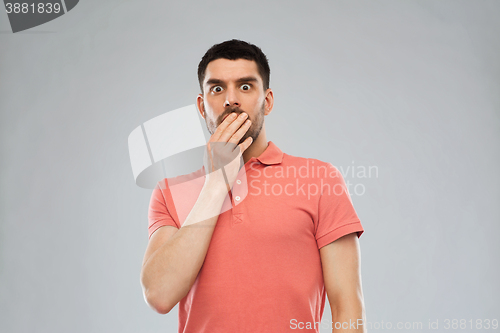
[{"xmin": 255, "ymin": 141, "xmax": 284, "ymax": 165}]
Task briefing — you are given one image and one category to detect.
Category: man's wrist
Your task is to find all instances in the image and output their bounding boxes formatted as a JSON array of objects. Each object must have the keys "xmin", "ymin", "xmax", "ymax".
[{"xmin": 203, "ymin": 169, "xmax": 230, "ymax": 195}]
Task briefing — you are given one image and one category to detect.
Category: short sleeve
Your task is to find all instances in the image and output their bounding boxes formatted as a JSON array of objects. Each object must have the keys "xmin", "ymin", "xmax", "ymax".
[
  {"xmin": 148, "ymin": 181, "xmax": 180, "ymax": 239},
  {"xmin": 315, "ymin": 164, "xmax": 364, "ymax": 249}
]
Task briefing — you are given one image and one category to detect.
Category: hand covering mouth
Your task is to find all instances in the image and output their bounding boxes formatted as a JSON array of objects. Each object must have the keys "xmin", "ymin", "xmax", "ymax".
[{"xmin": 220, "ymin": 107, "xmax": 246, "ymax": 124}]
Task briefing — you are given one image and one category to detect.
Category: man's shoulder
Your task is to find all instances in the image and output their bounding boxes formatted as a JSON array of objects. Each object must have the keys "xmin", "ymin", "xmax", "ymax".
[
  {"xmin": 280, "ymin": 152, "xmax": 343, "ymax": 181},
  {"xmin": 282, "ymin": 152, "xmax": 335, "ymax": 168}
]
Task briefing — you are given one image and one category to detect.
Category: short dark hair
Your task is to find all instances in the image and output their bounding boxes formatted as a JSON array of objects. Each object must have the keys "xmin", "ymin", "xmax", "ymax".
[{"xmin": 197, "ymin": 39, "xmax": 270, "ymax": 93}]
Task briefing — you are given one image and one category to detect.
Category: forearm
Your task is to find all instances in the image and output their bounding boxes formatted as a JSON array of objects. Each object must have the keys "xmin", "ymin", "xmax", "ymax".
[{"xmin": 141, "ymin": 178, "xmax": 228, "ymax": 313}]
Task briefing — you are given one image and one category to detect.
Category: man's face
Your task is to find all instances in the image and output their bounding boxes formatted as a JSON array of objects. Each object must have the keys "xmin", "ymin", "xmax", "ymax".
[{"xmin": 198, "ymin": 58, "xmax": 269, "ymax": 144}]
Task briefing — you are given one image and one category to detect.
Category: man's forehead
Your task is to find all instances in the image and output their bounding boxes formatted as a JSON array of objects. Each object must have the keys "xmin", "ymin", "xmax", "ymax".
[{"xmin": 204, "ymin": 58, "xmax": 261, "ymax": 84}]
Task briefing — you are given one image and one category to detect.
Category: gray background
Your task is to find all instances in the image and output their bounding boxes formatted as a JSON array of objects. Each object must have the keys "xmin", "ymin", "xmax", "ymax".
[{"xmin": 1, "ymin": 0, "xmax": 499, "ymax": 332}]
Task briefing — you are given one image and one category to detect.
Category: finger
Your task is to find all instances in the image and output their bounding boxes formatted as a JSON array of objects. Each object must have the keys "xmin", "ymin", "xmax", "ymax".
[
  {"xmin": 204, "ymin": 142, "xmax": 216, "ymax": 172},
  {"xmin": 237, "ymin": 136, "xmax": 253, "ymax": 154},
  {"xmin": 227, "ymin": 119, "xmax": 251, "ymax": 145},
  {"xmin": 218, "ymin": 112, "xmax": 249, "ymax": 143},
  {"xmin": 211, "ymin": 112, "xmax": 238, "ymax": 142}
]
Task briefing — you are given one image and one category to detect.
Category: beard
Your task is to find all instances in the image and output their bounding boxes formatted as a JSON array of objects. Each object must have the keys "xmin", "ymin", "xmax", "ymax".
[{"xmin": 205, "ymin": 101, "xmax": 265, "ymax": 145}]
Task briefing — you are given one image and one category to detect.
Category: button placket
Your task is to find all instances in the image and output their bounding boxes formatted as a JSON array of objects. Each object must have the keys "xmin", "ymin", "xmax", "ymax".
[{"xmin": 231, "ymin": 161, "xmax": 253, "ymax": 225}]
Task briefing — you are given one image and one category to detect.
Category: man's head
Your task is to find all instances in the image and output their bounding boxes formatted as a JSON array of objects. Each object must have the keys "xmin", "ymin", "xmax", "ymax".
[
  {"xmin": 196, "ymin": 39, "xmax": 273, "ymax": 145},
  {"xmin": 197, "ymin": 39, "xmax": 270, "ymax": 93}
]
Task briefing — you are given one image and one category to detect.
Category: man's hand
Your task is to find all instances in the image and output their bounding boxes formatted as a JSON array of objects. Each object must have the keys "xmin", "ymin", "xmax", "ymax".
[{"xmin": 203, "ymin": 112, "xmax": 252, "ymax": 190}]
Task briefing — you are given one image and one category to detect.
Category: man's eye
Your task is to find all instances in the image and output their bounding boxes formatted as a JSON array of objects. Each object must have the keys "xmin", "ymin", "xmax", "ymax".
[
  {"xmin": 241, "ymin": 84, "xmax": 251, "ymax": 91},
  {"xmin": 212, "ymin": 86, "xmax": 223, "ymax": 93}
]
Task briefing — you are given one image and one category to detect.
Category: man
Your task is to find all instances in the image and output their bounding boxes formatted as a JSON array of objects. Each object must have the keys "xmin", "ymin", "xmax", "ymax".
[{"xmin": 140, "ymin": 39, "xmax": 366, "ymax": 332}]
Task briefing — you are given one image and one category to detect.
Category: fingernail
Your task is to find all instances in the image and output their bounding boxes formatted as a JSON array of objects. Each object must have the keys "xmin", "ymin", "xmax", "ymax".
[{"xmin": 239, "ymin": 113, "xmax": 248, "ymax": 118}]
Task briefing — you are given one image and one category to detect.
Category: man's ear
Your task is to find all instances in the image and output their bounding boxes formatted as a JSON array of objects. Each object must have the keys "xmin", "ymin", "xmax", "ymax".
[
  {"xmin": 196, "ymin": 94, "xmax": 205, "ymax": 119},
  {"xmin": 264, "ymin": 88, "xmax": 274, "ymax": 116}
]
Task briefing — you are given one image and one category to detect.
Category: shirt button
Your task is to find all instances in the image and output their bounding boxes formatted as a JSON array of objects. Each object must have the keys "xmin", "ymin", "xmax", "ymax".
[
  {"xmin": 235, "ymin": 196, "xmax": 241, "ymax": 201},
  {"xmin": 236, "ymin": 179, "xmax": 241, "ymax": 185}
]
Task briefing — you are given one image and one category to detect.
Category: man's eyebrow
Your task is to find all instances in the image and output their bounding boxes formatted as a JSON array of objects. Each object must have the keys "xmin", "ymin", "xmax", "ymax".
[
  {"xmin": 205, "ymin": 78, "xmax": 224, "ymax": 86},
  {"xmin": 235, "ymin": 76, "xmax": 259, "ymax": 83}
]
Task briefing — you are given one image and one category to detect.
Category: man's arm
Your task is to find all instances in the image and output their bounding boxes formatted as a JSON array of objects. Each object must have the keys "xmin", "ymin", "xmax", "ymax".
[
  {"xmin": 140, "ymin": 180, "xmax": 228, "ymax": 314},
  {"xmin": 320, "ymin": 232, "xmax": 366, "ymax": 333},
  {"xmin": 140, "ymin": 111, "xmax": 253, "ymax": 314}
]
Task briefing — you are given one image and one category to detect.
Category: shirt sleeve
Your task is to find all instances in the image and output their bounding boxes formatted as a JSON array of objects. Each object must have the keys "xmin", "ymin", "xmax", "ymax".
[
  {"xmin": 148, "ymin": 181, "xmax": 180, "ymax": 239},
  {"xmin": 315, "ymin": 163, "xmax": 364, "ymax": 249}
]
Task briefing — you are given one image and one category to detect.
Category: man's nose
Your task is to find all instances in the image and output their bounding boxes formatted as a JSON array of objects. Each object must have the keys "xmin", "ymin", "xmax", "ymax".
[{"xmin": 224, "ymin": 87, "xmax": 240, "ymax": 108}]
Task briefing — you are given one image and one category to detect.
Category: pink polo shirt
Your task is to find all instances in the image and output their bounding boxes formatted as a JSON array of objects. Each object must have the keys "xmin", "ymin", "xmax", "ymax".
[{"xmin": 148, "ymin": 141, "xmax": 364, "ymax": 332}]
